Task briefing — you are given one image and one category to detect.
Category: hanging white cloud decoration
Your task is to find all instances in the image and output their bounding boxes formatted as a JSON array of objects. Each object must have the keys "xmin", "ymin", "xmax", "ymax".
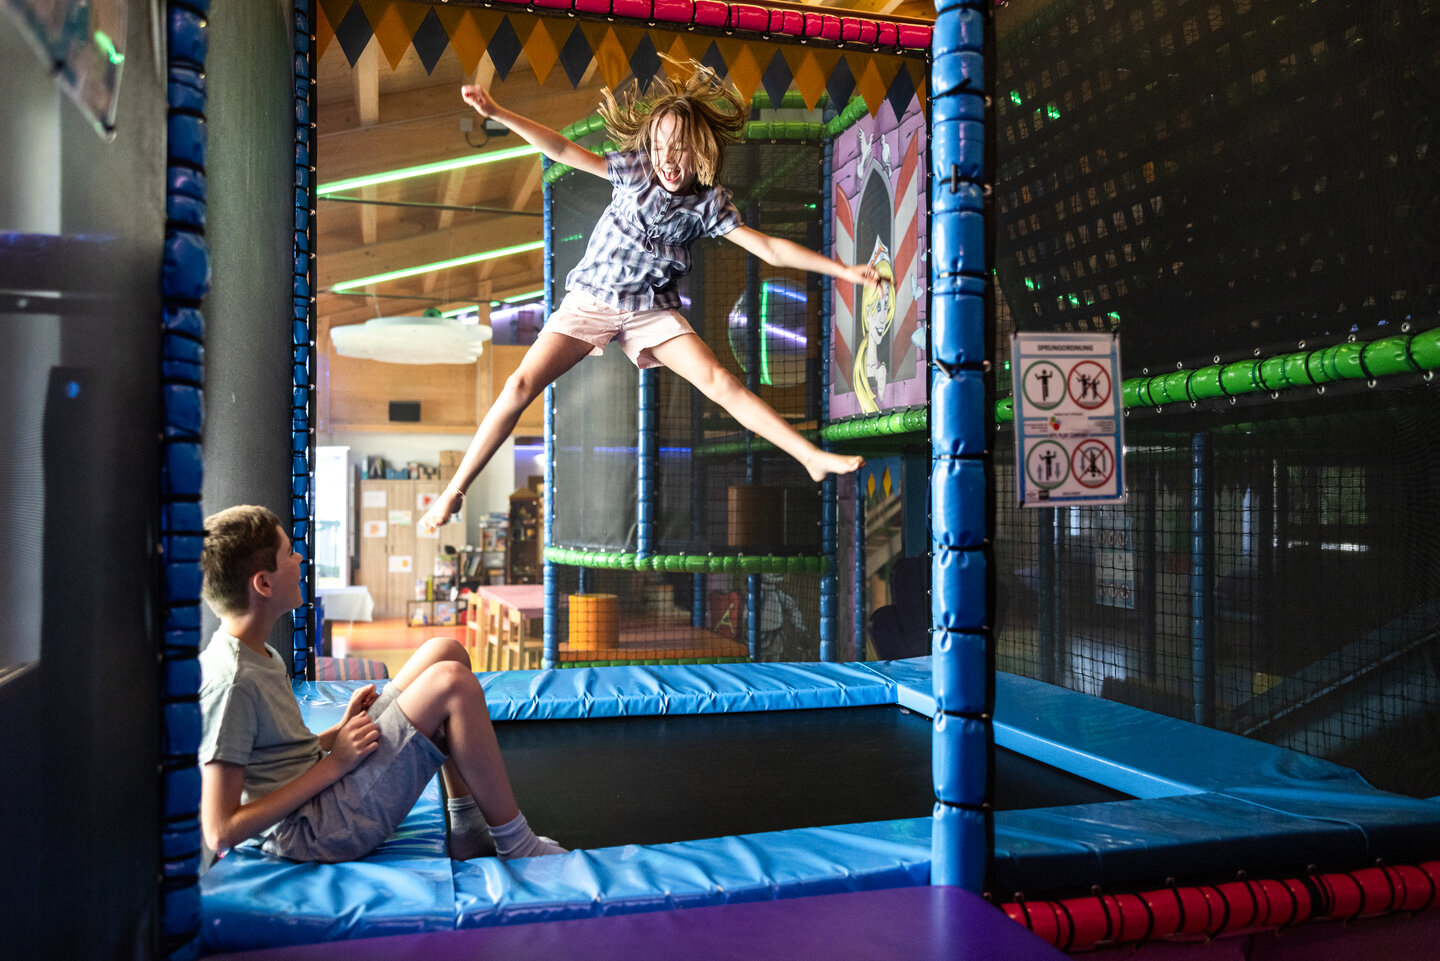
[{"xmin": 330, "ymin": 314, "xmax": 492, "ymax": 365}]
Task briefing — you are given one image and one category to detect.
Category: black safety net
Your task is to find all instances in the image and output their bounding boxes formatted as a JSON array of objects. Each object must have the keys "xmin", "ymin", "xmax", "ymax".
[
  {"xmin": 992, "ymin": 0, "xmax": 1440, "ymax": 798},
  {"xmin": 548, "ymin": 132, "xmax": 832, "ymax": 662}
]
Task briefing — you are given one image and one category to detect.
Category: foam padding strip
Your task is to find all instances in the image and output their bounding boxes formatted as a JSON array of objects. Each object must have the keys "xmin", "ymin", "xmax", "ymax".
[
  {"xmin": 200, "ymin": 781, "xmax": 453, "ymax": 951},
  {"xmin": 994, "ymin": 673, "xmax": 1384, "ymax": 799},
  {"xmin": 451, "ymin": 820, "xmax": 933, "ymax": 929},
  {"xmin": 990, "ymin": 792, "xmax": 1370, "ymax": 896},
  {"xmin": 297, "ymin": 662, "xmax": 903, "ymax": 722}
]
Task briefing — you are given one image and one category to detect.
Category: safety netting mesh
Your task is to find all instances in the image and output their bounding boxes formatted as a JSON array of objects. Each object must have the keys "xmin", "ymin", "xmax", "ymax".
[
  {"xmin": 992, "ymin": 0, "xmax": 1440, "ymax": 798},
  {"xmin": 548, "ymin": 134, "xmax": 832, "ymax": 663}
]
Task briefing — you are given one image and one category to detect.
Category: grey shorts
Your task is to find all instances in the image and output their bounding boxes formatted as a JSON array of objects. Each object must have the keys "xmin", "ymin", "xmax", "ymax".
[
  {"xmin": 546, "ymin": 292, "xmax": 696, "ymax": 368},
  {"xmin": 262, "ymin": 685, "xmax": 444, "ymax": 862}
]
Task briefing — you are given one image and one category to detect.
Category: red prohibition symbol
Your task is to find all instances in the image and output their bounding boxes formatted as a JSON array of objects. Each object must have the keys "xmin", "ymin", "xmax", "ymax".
[
  {"xmin": 1068, "ymin": 360, "xmax": 1112, "ymax": 409},
  {"xmin": 1071, "ymin": 439, "xmax": 1116, "ymax": 488}
]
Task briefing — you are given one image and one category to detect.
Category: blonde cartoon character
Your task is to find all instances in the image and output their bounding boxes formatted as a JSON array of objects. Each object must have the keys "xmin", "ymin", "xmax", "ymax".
[{"xmin": 852, "ymin": 250, "xmax": 895, "ymax": 414}]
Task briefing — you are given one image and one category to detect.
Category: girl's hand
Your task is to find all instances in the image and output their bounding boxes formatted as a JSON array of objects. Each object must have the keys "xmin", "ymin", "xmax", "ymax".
[
  {"xmin": 843, "ymin": 262, "xmax": 885, "ymax": 290},
  {"xmin": 419, "ymin": 487, "xmax": 464, "ymax": 533},
  {"xmin": 329, "ymin": 712, "xmax": 380, "ymax": 774},
  {"xmin": 461, "ymin": 84, "xmax": 500, "ymax": 120}
]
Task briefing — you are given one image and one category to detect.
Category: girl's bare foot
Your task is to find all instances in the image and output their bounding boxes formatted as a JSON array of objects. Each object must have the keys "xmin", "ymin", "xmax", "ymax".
[{"xmin": 804, "ymin": 450, "xmax": 865, "ymax": 482}]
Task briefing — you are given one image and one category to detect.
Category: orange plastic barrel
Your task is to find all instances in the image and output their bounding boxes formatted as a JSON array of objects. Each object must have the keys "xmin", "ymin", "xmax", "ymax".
[
  {"xmin": 568, "ymin": 593, "xmax": 618, "ymax": 650},
  {"xmin": 727, "ymin": 485, "xmax": 784, "ymax": 550}
]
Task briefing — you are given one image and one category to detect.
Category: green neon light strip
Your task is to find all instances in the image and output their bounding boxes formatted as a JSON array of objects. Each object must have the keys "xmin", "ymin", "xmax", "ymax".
[
  {"xmin": 495, "ymin": 288, "xmax": 545, "ymax": 305},
  {"xmin": 317, "ymin": 144, "xmax": 540, "ymax": 196},
  {"xmin": 545, "ymin": 546, "xmax": 830, "ymax": 575},
  {"xmin": 440, "ymin": 304, "xmax": 480, "ymax": 317},
  {"xmin": 330, "ymin": 240, "xmax": 544, "ymax": 292},
  {"xmin": 996, "ymin": 327, "xmax": 1440, "ymax": 423},
  {"xmin": 94, "ymin": 31, "xmax": 125, "ymax": 65},
  {"xmin": 560, "ymin": 657, "xmax": 749, "ymax": 669}
]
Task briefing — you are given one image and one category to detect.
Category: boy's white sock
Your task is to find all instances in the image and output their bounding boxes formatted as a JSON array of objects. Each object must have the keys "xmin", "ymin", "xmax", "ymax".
[
  {"xmin": 490, "ymin": 811, "xmax": 568, "ymax": 860},
  {"xmin": 444, "ymin": 795, "xmax": 496, "ymax": 860}
]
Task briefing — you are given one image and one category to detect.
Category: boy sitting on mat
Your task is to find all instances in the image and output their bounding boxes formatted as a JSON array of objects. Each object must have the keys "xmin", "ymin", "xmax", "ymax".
[{"xmin": 197, "ymin": 504, "xmax": 564, "ymax": 863}]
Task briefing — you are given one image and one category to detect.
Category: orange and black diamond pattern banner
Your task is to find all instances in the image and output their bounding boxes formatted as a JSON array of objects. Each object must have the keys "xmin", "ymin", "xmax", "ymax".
[{"xmin": 317, "ymin": 0, "xmax": 927, "ymax": 117}]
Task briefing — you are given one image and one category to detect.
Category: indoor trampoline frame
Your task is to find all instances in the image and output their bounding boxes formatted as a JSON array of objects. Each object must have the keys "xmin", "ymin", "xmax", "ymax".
[{"xmin": 158, "ymin": 2, "xmax": 1440, "ymax": 958}]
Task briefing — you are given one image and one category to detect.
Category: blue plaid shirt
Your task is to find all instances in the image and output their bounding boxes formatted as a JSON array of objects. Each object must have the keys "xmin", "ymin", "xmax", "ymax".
[{"xmin": 565, "ymin": 150, "xmax": 743, "ymax": 311}]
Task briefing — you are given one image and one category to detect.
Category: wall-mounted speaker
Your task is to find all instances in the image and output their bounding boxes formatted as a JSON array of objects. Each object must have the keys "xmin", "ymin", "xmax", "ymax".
[{"xmin": 389, "ymin": 401, "xmax": 421, "ymax": 422}]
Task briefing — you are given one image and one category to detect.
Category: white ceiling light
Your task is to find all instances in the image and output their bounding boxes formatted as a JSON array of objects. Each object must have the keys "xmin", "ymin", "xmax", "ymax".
[{"xmin": 330, "ymin": 315, "xmax": 493, "ymax": 365}]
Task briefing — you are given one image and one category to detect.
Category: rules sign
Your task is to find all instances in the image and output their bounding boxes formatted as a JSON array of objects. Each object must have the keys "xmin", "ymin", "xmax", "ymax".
[{"xmin": 1012, "ymin": 331, "xmax": 1125, "ymax": 507}]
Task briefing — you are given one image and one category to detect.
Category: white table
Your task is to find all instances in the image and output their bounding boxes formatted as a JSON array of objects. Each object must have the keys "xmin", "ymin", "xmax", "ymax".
[{"xmin": 316, "ymin": 586, "xmax": 375, "ymax": 622}]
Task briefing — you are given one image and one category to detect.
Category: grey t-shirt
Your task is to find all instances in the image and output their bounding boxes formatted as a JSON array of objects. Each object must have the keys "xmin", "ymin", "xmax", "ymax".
[{"xmin": 198, "ymin": 631, "xmax": 323, "ymax": 821}]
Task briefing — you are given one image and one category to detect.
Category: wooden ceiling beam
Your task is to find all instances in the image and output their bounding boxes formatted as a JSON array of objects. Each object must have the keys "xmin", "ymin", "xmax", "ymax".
[
  {"xmin": 353, "ymin": 44, "xmax": 381, "ymax": 246},
  {"xmin": 425, "ymin": 58, "xmax": 503, "ymax": 290}
]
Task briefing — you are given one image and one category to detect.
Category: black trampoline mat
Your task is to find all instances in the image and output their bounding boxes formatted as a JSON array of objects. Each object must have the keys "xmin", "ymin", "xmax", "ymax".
[{"xmin": 495, "ymin": 706, "xmax": 1131, "ymax": 851}]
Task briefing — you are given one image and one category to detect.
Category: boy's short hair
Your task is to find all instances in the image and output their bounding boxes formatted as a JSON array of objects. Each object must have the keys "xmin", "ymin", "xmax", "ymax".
[{"xmin": 202, "ymin": 505, "xmax": 284, "ymax": 617}]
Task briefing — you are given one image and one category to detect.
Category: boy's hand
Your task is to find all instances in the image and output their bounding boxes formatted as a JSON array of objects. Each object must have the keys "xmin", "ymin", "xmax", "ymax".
[
  {"xmin": 461, "ymin": 85, "xmax": 500, "ymax": 120},
  {"xmin": 843, "ymin": 263, "xmax": 886, "ymax": 290},
  {"xmin": 341, "ymin": 683, "xmax": 377, "ymax": 725},
  {"xmin": 329, "ymin": 711, "xmax": 380, "ymax": 774}
]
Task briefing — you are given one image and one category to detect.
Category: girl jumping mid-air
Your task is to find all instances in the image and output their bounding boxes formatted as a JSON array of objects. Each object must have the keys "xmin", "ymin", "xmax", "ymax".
[{"xmin": 421, "ymin": 61, "xmax": 881, "ymax": 532}]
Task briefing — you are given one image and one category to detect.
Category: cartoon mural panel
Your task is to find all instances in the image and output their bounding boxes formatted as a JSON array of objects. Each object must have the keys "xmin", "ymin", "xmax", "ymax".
[{"xmin": 830, "ymin": 94, "xmax": 928, "ymax": 419}]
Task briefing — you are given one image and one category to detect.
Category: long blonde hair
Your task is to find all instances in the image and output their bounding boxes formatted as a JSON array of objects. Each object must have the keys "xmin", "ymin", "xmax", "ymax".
[
  {"xmin": 853, "ymin": 259, "xmax": 896, "ymax": 414},
  {"xmin": 598, "ymin": 57, "xmax": 748, "ymax": 187}
]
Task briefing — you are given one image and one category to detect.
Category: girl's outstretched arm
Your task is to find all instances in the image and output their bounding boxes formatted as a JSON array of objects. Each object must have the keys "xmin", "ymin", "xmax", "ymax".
[
  {"xmin": 461, "ymin": 85, "xmax": 607, "ymax": 179},
  {"xmin": 723, "ymin": 225, "xmax": 884, "ymax": 289}
]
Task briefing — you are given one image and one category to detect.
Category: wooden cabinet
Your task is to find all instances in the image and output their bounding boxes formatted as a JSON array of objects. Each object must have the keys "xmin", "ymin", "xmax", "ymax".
[
  {"xmin": 506, "ymin": 488, "xmax": 542, "ymax": 585},
  {"xmin": 356, "ymin": 478, "xmax": 465, "ymax": 617}
]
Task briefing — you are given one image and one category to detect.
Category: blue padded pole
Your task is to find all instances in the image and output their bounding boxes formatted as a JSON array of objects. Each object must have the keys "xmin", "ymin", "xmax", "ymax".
[
  {"xmin": 290, "ymin": 0, "xmax": 320, "ymax": 682},
  {"xmin": 161, "ymin": 4, "xmax": 213, "ymax": 956},
  {"xmin": 820, "ymin": 137, "xmax": 840, "ymax": 663},
  {"xmin": 819, "ymin": 482, "xmax": 838, "ymax": 661},
  {"xmin": 929, "ymin": 0, "xmax": 994, "ymax": 893},
  {"xmin": 543, "ymin": 378, "xmax": 558, "ymax": 669},
  {"xmin": 1191, "ymin": 431, "xmax": 1215, "ymax": 726},
  {"xmin": 692, "ymin": 574, "xmax": 706, "ymax": 629},
  {"xmin": 542, "ymin": 168, "xmax": 558, "ymax": 669}
]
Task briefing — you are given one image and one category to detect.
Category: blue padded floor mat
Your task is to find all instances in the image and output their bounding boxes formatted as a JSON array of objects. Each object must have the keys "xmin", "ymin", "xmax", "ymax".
[{"xmin": 200, "ymin": 661, "xmax": 1440, "ymax": 952}]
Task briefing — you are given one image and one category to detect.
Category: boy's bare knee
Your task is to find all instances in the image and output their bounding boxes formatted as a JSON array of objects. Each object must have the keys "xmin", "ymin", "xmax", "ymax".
[
  {"xmin": 422, "ymin": 636, "xmax": 468, "ymax": 665},
  {"xmin": 427, "ymin": 659, "xmax": 479, "ymax": 698}
]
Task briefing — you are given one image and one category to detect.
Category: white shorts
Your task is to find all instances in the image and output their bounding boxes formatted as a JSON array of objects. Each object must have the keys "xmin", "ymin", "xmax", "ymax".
[{"xmin": 545, "ymin": 292, "xmax": 695, "ymax": 369}]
